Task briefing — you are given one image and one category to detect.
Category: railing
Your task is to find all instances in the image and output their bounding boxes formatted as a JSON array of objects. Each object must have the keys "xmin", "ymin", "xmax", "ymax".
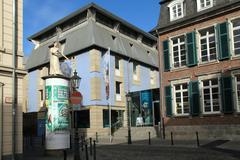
[{"xmin": 111, "ymin": 117, "xmax": 123, "ymax": 135}]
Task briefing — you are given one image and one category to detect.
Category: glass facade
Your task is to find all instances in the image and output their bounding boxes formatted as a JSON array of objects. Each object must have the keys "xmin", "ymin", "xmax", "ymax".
[{"xmin": 130, "ymin": 89, "xmax": 160, "ymax": 127}]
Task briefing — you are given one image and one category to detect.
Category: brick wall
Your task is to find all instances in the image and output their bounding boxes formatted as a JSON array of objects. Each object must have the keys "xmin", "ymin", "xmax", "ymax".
[{"xmin": 159, "ymin": 10, "xmax": 240, "ymax": 126}]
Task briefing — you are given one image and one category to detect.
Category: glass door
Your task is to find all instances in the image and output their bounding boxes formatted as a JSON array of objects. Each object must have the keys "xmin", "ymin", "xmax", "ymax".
[{"xmin": 152, "ymin": 101, "xmax": 160, "ymax": 126}]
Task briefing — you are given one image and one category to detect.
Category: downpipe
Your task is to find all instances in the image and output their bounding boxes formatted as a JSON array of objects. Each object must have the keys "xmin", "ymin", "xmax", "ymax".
[{"xmin": 12, "ymin": 0, "xmax": 17, "ymax": 159}]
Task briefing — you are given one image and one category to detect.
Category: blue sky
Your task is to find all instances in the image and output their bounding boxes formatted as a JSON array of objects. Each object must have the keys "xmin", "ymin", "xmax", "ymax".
[{"xmin": 23, "ymin": 0, "xmax": 160, "ymax": 56}]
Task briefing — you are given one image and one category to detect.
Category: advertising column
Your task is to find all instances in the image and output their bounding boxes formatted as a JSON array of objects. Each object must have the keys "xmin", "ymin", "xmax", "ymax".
[{"xmin": 44, "ymin": 76, "xmax": 70, "ymax": 150}]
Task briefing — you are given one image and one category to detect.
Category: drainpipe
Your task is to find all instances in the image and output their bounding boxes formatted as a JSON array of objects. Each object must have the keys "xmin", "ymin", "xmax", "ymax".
[
  {"xmin": 155, "ymin": 29, "xmax": 165, "ymax": 139},
  {"xmin": 12, "ymin": 0, "xmax": 17, "ymax": 159},
  {"xmin": 127, "ymin": 58, "xmax": 131, "ymax": 127},
  {"xmin": 0, "ymin": 82, "xmax": 4, "ymax": 160}
]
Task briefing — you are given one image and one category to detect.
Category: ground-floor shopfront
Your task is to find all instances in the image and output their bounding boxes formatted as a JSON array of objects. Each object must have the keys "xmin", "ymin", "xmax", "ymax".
[{"xmin": 74, "ymin": 88, "xmax": 160, "ymax": 137}]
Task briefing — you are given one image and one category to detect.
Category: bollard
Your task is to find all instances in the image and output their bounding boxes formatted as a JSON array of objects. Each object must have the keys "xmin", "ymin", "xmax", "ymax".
[
  {"xmin": 196, "ymin": 132, "xmax": 200, "ymax": 147},
  {"xmin": 81, "ymin": 136, "xmax": 84, "ymax": 151},
  {"xmin": 63, "ymin": 150, "xmax": 67, "ymax": 160},
  {"xmin": 89, "ymin": 137, "xmax": 92, "ymax": 156},
  {"xmin": 85, "ymin": 144, "xmax": 89, "ymax": 160},
  {"xmin": 171, "ymin": 132, "xmax": 174, "ymax": 146},
  {"xmin": 96, "ymin": 132, "xmax": 98, "ymax": 143},
  {"xmin": 70, "ymin": 134, "xmax": 72, "ymax": 149},
  {"xmin": 42, "ymin": 134, "xmax": 44, "ymax": 146},
  {"xmin": 148, "ymin": 132, "xmax": 151, "ymax": 145},
  {"xmin": 93, "ymin": 140, "xmax": 96, "ymax": 160},
  {"xmin": 30, "ymin": 135, "xmax": 33, "ymax": 146}
]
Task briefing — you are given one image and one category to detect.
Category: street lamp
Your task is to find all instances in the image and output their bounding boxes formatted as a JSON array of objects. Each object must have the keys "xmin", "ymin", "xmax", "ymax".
[
  {"xmin": 70, "ymin": 70, "xmax": 81, "ymax": 160},
  {"xmin": 126, "ymin": 93, "xmax": 132, "ymax": 144},
  {"xmin": 71, "ymin": 70, "xmax": 81, "ymax": 90}
]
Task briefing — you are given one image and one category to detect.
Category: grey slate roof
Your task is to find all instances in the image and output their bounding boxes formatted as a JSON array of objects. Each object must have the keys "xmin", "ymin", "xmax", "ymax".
[
  {"xmin": 151, "ymin": 0, "xmax": 240, "ymax": 35},
  {"xmin": 26, "ymin": 19, "xmax": 158, "ymax": 71}
]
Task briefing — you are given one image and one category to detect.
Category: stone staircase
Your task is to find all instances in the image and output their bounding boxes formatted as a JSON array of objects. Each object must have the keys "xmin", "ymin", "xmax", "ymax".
[{"xmin": 97, "ymin": 126, "xmax": 159, "ymax": 144}]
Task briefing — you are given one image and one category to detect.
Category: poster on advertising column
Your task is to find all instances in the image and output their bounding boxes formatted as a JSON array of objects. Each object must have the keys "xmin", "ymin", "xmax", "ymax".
[
  {"xmin": 45, "ymin": 77, "xmax": 70, "ymax": 150},
  {"xmin": 46, "ymin": 85, "xmax": 69, "ymax": 132}
]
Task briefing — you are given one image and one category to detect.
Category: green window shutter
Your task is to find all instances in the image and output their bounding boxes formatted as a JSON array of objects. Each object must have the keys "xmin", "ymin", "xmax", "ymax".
[
  {"xmin": 186, "ymin": 32, "xmax": 197, "ymax": 67},
  {"xmin": 217, "ymin": 22, "xmax": 230, "ymax": 60},
  {"xmin": 163, "ymin": 40, "xmax": 170, "ymax": 71},
  {"xmin": 221, "ymin": 76, "xmax": 233, "ymax": 113},
  {"xmin": 189, "ymin": 81, "xmax": 200, "ymax": 116},
  {"xmin": 165, "ymin": 85, "xmax": 172, "ymax": 117}
]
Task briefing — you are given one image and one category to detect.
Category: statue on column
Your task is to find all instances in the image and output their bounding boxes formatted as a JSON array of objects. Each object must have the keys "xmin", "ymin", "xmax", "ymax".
[{"xmin": 49, "ymin": 41, "xmax": 69, "ymax": 75}]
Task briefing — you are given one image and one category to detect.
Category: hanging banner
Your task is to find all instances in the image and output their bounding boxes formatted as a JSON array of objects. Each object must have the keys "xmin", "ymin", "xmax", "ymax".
[
  {"xmin": 44, "ymin": 76, "xmax": 70, "ymax": 150},
  {"xmin": 103, "ymin": 48, "xmax": 110, "ymax": 100}
]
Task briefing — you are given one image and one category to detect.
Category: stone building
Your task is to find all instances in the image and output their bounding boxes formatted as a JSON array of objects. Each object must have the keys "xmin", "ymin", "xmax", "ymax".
[
  {"xmin": 26, "ymin": 3, "xmax": 159, "ymax": 137},
  {"xmin": 0, "ymin": 0, "xmax": 26, "ymax": 159},
  {"xmin": 151, "ymin": 0, "xmax": 240, "ymax": 139}
]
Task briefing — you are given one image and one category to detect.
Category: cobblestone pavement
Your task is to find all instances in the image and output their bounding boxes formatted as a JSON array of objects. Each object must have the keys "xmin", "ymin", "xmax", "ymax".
[
  {"xmin": 23, "ymin": 140, "xmax": 240, "ymax": 160},
  {"xmin": 95, "ymin": 144, "xmax": 239, "ymax": 160}
]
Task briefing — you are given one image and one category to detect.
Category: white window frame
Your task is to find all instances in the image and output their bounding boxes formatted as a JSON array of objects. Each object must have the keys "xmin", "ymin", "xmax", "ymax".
[
  {"xmin": 133, "ymin": 62, "xmax": 139, "ymax": 81},
  {"xmin": 199, "ymin": 74, "xmax": 221, "ymax": 114},
  {"xmin": 150, "ymin": 70, "xmax": 156, "ymax": 85},
  {"xmin": 168, "ymin": 0, "xmax": 184, "ymax": 21},
  {"xmin": 232, "ymin": 70, "xmax": 240, "ymax": 112},
  {"xmin": 115, "ymin": 56, "xmax": 121, "ymax": 76},
  {"xmin": 171, "ymin": 79, "xmax": 190, "ymax": 116},
  {"xmin": 170, "ymin": 34, "xmax": 187, "ymax": 69},
  {"xmin": 198, "ymin": 26, "xmax": 217, "ymax": 63},
  {"xmin": 230, "ymin": 17, "xmax": 240, "ymax": 57},
  {"xmin": 197, "ymin": 0, "xmax": 213, "ymax": 12},
  {"xmin": 115, "ymin": 81, "xmax": 122, "ymax": 101}
]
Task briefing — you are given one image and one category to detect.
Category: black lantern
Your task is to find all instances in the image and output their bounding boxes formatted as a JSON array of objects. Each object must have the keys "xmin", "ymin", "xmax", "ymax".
[
  {"xmin": 126, "ymin": 92, "xmax": 132, "ymax": 102},
  {"xmin": 70, "ymin": 70, "xmax": 81, "ymax": 90}
]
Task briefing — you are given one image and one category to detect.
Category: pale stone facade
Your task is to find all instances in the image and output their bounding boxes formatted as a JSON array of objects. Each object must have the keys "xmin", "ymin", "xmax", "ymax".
[{"xmin": 0, "ymin": 0, "xmax": 26, "ymax": 159}]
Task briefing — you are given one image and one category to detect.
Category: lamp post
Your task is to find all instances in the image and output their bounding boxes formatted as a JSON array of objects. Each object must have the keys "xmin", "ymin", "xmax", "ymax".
[
  {"xmin": 70, "ymin": 70, "xmax": 81, "ymax": 160},
  {"xmin": 126, "ymin": 93, "xmax": 132, "ymax": 144}
]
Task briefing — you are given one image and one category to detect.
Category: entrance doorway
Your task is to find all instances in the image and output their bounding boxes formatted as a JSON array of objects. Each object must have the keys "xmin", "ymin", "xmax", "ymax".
[{"xmin": 152, "ymin": 101, "xmax": 160, "ymax": 126}]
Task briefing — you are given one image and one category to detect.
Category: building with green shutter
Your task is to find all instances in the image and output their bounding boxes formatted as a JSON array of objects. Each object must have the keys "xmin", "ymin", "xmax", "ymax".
[{"xmin": 151, "ymin": 0, "xmax": 240, "ymax": 140}]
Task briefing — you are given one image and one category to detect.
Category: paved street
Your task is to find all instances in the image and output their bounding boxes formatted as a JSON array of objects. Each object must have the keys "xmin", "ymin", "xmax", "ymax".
[
  {"xmin": 95, "ymin": 145, "xmax": 239, "ymax": 160},
  {"xmin": 23, "ymin": 138, "xmax": 240, "ymax": 160}
]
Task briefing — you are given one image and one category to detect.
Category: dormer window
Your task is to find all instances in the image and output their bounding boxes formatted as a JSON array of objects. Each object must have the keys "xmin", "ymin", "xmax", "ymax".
[
  {"xmin": 197, "ymin": 0, "xmax": 213, "ymax": 12},
  {"xmin": 168, "ymin": 0, "xmax": 184, "ymax": 21}
]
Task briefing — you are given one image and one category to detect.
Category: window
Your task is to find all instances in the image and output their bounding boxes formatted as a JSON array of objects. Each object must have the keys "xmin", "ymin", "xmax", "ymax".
[
  {"xmin": 150, "ymin": 70, "xmax": 155, "ymax": 85},
  {"xmin": 197, "ymin": 0, "xmax": 213, "ymax": 11},
  {"xmin": 202, "ymin": 78, "xmax": 220, "ymax": 113},
  {"xmin": 174, "ymin": 83, "xmax": 189, "ymax": 115},
  {"xmin": 116, "ymin": 81, "xmax": 121, "ymax": 101},
  {"xmin": 168, "ymin": 0, "xmax": 184, "ymax": 21},
  {"xmin": 133, "ymin": 62, "xmax": 138, "ymax": 80},
  {"xmin": 115, "ymin": 56, "xmax": 121, "ymax": 76},
  {"xmin": 199, "ymin": 26, "xmax": 217, "ymax": 62},
  {"xmin": 39, "ymin": 89, "xmax": 43, "ymax": 101},
  {"xmin": 171, "ymin": 35, "xmax": 186, "ymax": 68},
  {"xmin": 150, "ymin": 70, "xmax": 157, "ymax": 85},
  {"xmin": 232, "ymin": 18, "xmax": 240, "ymax": 56},
  {"xmin": 235, "ymin": 75, "xmax": 240, "ymax": 111}
]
